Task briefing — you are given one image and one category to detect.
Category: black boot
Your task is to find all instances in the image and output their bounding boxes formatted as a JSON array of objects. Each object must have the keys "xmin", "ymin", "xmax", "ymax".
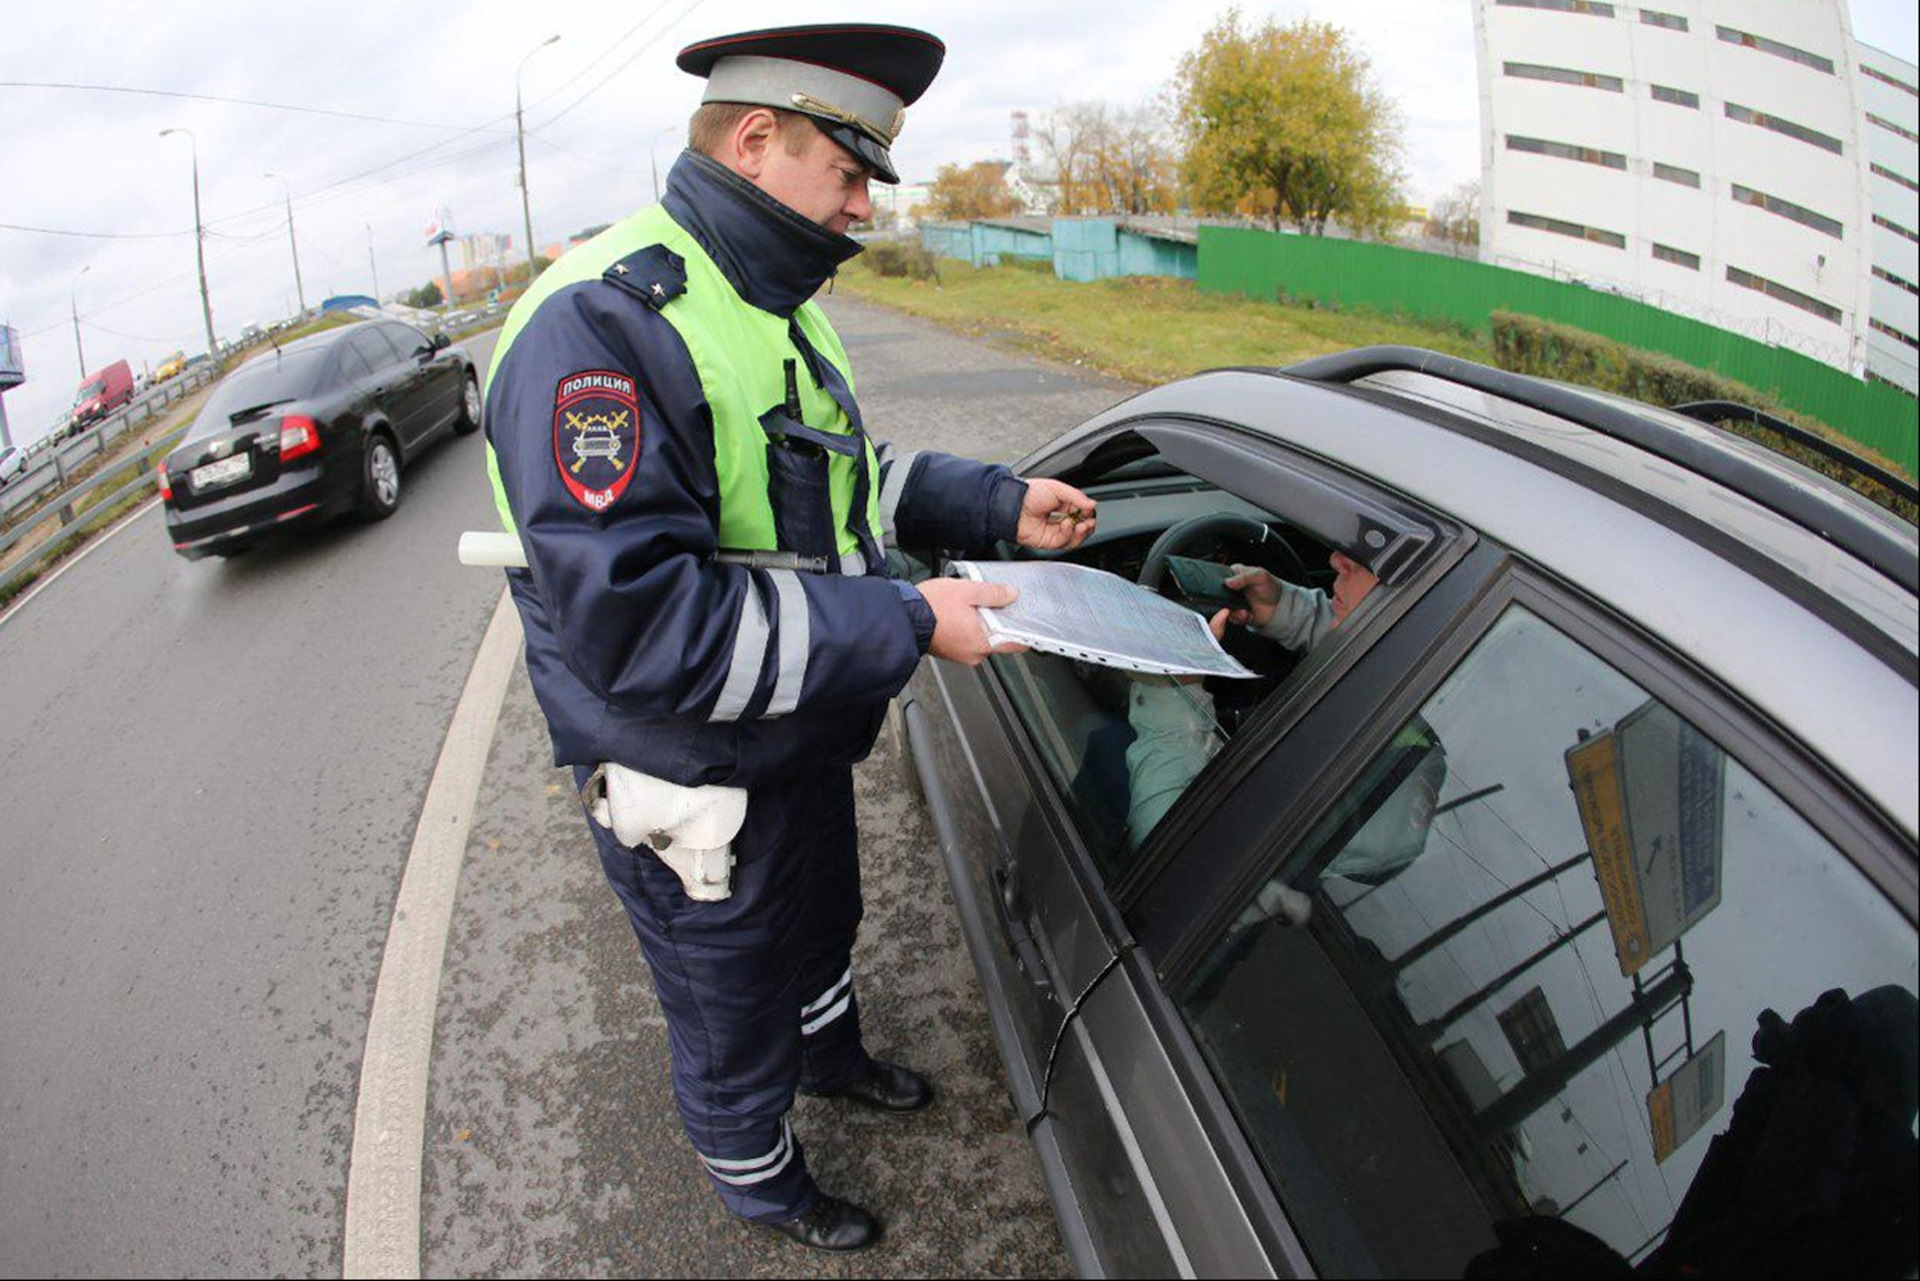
[
  {"xmin": 767, "ymin": 1195, "xmax": 882, "ymax": 1251},
  {"xmin": 811, "ymin": 1059, "xmax": 935, "ymax": 1113}
]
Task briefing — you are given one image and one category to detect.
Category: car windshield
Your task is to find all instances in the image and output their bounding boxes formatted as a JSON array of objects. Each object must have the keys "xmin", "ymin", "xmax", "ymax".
[
  {"xmin": 75, "ymin": 379, "xmax": 105, "ymax": 402},
  {"xmin": 186, "ymin": 349, "xmax": 329, "ymax": 441}
]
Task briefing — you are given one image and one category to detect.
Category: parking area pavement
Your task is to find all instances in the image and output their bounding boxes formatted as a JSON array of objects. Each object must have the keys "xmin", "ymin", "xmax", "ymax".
[{"xmin": 420, "ymin": 295, "xmax": 1137, "ymax": 1276}]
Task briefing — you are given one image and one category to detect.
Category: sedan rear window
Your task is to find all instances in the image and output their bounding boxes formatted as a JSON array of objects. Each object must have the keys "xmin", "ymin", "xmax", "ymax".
[{"xmin": 186, "ymin": 350, "xmax": 329, "ymax": 441}]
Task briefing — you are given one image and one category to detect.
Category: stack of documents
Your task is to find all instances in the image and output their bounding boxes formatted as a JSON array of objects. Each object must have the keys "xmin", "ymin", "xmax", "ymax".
[{"xmin": 948, "ymin": 560, "xmax": 1256, "ymax": 679}]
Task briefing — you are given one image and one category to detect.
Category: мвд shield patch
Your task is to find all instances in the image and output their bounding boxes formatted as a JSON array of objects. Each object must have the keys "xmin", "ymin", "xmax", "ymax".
[{"xmin": 553, "ymin": 371, "xmax": 640, "ymax": 511}]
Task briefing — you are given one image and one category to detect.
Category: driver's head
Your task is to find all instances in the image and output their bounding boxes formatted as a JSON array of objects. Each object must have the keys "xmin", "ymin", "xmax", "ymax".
[{"xmin": 1329, "ymin": 552, "xmax": 1379, "ymax": 625}]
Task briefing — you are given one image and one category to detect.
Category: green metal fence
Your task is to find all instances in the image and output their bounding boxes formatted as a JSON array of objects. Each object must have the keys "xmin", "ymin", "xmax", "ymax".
[{"xmin": 1198, "ymin": 227, "xmax": 1919, "ymax": 474}]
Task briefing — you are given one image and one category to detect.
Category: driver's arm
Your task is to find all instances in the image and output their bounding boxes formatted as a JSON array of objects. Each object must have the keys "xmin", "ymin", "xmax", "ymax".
[{"xmin": 1228, "ymin": 565, "xmax": 1335, "ymax": 652}]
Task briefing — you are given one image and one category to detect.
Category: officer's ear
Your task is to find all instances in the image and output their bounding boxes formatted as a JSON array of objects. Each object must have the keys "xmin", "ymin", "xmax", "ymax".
[{"xmin": 730, "ymin": 107, "xmax": 782, "ymax": 180}]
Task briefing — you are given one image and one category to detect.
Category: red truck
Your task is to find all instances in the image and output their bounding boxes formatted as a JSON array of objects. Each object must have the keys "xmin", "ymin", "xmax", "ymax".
[{"xmin": 72, "ymin": 359, "xmax": 135, "ymax": 428}]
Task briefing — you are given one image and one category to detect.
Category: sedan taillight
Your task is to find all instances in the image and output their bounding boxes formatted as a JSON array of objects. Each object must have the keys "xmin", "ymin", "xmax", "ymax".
[
  {"xmin": 279, "ymin": 415, "xmax": 322, "ymax": 461},
  {"xmin": 156, "ymin": 462, "xmax": 172, "ymax": 501}
]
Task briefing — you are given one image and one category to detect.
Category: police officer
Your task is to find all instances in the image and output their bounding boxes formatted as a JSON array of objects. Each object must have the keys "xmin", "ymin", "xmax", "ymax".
[{"xmin": 483, "ymin": 23, "xmax": 1097, "ymax": 1252}]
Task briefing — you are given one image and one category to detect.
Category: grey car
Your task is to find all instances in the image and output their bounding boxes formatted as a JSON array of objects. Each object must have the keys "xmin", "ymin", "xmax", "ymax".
[{"xmin": 897, "ymin": 348, "xmax": 1918, "ymax": 1278}]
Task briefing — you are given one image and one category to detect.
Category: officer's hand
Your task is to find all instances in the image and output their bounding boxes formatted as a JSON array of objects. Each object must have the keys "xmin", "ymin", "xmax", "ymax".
[
  {"xmin": 1225, "ymin": 564, "xmax": 1281, "ymax": 629},
  {"xmin": 917, "ymin": 578, "xmax": 1028, "ymax": 665},
  {"xmin": 1017, "ymin": 478, "xmax": 1098, "ymax": 551}
]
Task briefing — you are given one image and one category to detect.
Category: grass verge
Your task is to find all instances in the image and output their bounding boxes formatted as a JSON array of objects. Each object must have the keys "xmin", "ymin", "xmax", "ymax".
[{"xmin": 833, "ymin": 255, "xmax": 1488, "ymax": 385}]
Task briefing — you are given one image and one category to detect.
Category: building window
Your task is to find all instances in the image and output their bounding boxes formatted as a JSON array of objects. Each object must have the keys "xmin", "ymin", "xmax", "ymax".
[
  {"xmin": 1869, "ymin": 318, "xmax": 1920, "ymax": 351},
  {"xmin": 1724, "ymin": 103, "xmax": 1844, "ymax": 155},
  {"xmin": 1505, "ymin": 62, "xmax": 1625, "ymax": 92},
  {"xmin": 1508, "ymin": 209, "xmax": 1628, "ymax": 248},
  {"xmin": 1861, "ymin": 64, "xmax": 1919, "ymax": 98},
  {"xmin": 1650, "ymin": 84, "xmax": 1700, "ymax": 108},
  {"xmin": 1873, "ymin": 264, "xmax": 1920, "ymax": 299},
  {"xmin": 1506, "ymin": 135, "xmax": 1628, "ymax": 169},
  {"xmin": 1652, "ymin": 162, "xmax": 1702, "ymax": 188},
  {"xmin": 1871, "ymin": 163, "xmax": 1920, "ymax": 195},
  {"xmin": 1639, "ymin": 8, "xmax": 1687, "ymax": 30},
  {"xmin": 1496, "ymin": 0, "xmax": 1617, "ymax": 13},
  {"xmin": 1729, "ymin": 184, "xmax": 1844, "ymax": 239},
  {"xmin": 1874, "ymin": 213, "xmax": 1920, "ymax": 245},
  {"xmin": 1651, "ymin": 243, "xmax": 1701, "ymax": 269},
  {"xmin": 1726, "ymin": 266, "xmax": 1843, "ymax": 324},
  {"xmin": 1867, "ymin": 113, "xmax": 1920, "ymax": 145},
  {"xmin": 1714, "ymin": 25, "xmax": 1836, "ymax": 74}
]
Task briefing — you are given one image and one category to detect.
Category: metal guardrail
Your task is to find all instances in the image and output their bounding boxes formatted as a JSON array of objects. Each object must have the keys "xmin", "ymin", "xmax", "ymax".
[
  {"xmin": 0, "ymin": 426, "xmax": 188, "ymax": 601},
  {"xmin": 0, "ymin": 364, "xmax": 218, "ymax": 523}
]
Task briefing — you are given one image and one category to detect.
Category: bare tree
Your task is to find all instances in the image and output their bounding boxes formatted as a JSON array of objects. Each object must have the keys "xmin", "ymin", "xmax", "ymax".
[{"xmin": 1426, "ymin": 179, "xmax": 1482, "ymax": 252}]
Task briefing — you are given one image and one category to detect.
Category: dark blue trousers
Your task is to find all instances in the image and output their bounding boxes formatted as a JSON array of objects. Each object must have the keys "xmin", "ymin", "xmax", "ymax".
[{"xmin": 580, "ymin": 764, "xmax": 873, "ymax": 1223}]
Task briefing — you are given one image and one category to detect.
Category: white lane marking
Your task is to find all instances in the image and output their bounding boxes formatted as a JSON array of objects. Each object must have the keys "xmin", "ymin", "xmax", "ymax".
[
  {"xmin": 343, "ymin": 587, "xmax": 522, "ymax": 1279},
  {"xmin": 0, "ymin": 494, "xmax": 162, "ymax": 633}
]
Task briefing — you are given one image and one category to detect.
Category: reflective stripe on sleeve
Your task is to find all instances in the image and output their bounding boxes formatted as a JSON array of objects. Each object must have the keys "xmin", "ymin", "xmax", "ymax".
[
  {"xmin": 700, "ymin": 1120, "xmax": 797, "ymax": 1186},
  {"xmin": 762, "ymin": 569, "xmax": 811, "ymax": 718},
  {"xmin": 877, "ymin": 448, "xmax": 919, "ymax": 546},
  {"xmin": 838, "ymin": 550, "xmax": 867, "ymax": 577},
  {"xmin": 709, "ymin": 572, "xmax": 771, "ymax": 722}
]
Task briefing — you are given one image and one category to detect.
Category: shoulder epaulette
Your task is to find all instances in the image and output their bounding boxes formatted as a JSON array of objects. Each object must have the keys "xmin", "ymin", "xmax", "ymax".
[{"xmin": 603, "ymin": 244, "xmax": 688, "ymax": 311}]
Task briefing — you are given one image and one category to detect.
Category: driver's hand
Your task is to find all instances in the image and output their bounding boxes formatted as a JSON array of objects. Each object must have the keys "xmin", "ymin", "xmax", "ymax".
[
  {"xmin": 1174, "ymin": 609, "xmax": 1231, "ymax": 685},
  {"xmin": 1226, "ymin": 565, "xmax": 1281, "ymax": 629},
  {"xmin": 1016, "ymin": 478, "xmax": 1097, "ymax": 551}
]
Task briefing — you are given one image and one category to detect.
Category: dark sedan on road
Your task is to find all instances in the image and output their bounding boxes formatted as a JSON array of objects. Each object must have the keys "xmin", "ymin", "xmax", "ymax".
[
  {"xmin": 160, "ymin": 320, "xmax": 479, "ymax": 559},
  {"xmin": 898, "ymin": 348, "xmax": 1918, "ymax": 1277}
]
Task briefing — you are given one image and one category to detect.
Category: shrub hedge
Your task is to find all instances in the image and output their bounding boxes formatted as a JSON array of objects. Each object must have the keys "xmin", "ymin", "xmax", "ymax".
[
  {"xmin": 1492, "ymin": 312, "xmax": 1915, "ymax": 521},
  {"xmin": 861, "ymin": 238, "xmax": 939, "ymax": 281}
]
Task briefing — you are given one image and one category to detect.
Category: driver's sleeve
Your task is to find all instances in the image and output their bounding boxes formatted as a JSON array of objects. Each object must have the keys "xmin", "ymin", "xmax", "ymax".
[
  {"xmin": 1124, "ymin": 682, "xmax": 1223, "ymax": 843},
  {"xmin": 488, "ymin": 281, "xmax": 928, "ymax": 720},
  {"xmin": 1254, "ymin": 581, "xmax": 1335, "ymax": 651}
]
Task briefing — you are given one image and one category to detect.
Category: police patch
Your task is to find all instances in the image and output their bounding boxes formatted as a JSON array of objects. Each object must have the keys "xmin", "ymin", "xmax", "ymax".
[{"xmin": 552, "ymin": 370, "xmax": 640, "ymax": 512}]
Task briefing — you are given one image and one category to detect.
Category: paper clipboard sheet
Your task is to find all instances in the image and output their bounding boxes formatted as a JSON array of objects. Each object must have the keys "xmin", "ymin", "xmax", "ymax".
[{"xmin": 950, "ymin": 560, "xmax": 1256, "ymax": 679}]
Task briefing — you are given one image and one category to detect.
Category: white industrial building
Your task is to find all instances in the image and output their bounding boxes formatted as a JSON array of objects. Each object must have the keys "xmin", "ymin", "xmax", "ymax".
[{"xmin": 1473, "ymin": 0, "xmax": 1919, "ymax": 393}]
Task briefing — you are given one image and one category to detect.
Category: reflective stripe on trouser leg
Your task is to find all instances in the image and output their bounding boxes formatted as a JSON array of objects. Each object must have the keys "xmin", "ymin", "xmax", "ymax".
[
  {"xmin": 794, "ymin": 770, "xmax": 872, "ymax": 1095},
  {"xmin": 576, "ymin": 764, "xmax": 873, "ymax": 1223}
]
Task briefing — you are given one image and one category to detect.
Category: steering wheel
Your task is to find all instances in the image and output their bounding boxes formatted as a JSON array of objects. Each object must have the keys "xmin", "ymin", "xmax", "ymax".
[{"xmin": 1138, "ymin": 513, "xmax": 1310, "ymax": 596}]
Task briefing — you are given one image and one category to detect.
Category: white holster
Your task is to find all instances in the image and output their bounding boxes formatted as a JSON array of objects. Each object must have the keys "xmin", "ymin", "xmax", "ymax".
[{"xmin": 582, "ymin": 764, "xmax": 749, "ymax": 902}]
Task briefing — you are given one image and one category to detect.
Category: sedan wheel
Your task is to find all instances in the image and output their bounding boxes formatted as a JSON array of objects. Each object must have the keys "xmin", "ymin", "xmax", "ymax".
[
  {"xmin": 359, "ymin": 434, "xmax": 402, "ymax": 521},
  {"xmin": 454, "ymin": 374, "xmax": 482, "ymax": 435}
]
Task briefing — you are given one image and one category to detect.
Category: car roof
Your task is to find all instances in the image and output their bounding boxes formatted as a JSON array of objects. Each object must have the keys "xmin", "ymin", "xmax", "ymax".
[{"xmin": 1061, "ymin": 362, "xmax": 1918, "ymax": 844}]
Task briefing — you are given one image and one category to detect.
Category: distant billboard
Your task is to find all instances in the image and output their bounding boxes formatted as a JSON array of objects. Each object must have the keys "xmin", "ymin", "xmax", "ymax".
[
  {"xmin": 0, "ymin": 323, "xmax": 24, "ymax": 390},
  {"xmin": 425, "ymin": 207, "xmax": 455, "ymax": 246}
]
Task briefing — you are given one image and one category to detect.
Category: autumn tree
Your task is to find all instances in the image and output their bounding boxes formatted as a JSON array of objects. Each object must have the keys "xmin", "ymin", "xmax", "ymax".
[
  {"xmin": 1172, "ymin": 12, "xmax": 1405, "ymax": 236},
  {"xmin": 924, "ymin": 161, "xmax": 1019, "ymax": 221},
  {"xmin": 1426, "ymin": 179, "xmax": 1482, "ymax": 251},
  {"xmin": 1035, "ymin": 101, "xmax": 1181, "ymax": 216}
]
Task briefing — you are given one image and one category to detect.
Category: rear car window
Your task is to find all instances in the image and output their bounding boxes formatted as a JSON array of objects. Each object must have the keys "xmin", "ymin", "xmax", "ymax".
[
  {"xmin": 185, "ymin": 350, "xmax": 329, "ymax": 442},
  {"xmin": 1177, "ymin": 603, "xmax": 1917, "ymax": 1277}
]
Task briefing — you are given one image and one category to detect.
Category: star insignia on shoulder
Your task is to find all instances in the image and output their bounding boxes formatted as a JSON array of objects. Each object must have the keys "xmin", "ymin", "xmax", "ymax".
[
  {"xmin": 612, "ymin": 263, "xmax": 630, "ymax": 276},
  {"xmin": 650, "ymin": 282, "xmax": 665, "ymax": 297}
]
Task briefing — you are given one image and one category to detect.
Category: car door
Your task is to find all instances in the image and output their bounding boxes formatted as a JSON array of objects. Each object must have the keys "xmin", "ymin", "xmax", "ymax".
[
  {"xmin": 381, "ymin": 322, "xmax": 459, "ymax": 437},
  {"xmin": 341, "ymin": 327, "xmax": 418, "ymax": 448},
  {"xmin": 902, "ymin": 417, "xmax": 1479, "ymax": 1275},
  {"xmin": 1127, "ymin": 560, "xmax": 1917, "ymax": 1279}
]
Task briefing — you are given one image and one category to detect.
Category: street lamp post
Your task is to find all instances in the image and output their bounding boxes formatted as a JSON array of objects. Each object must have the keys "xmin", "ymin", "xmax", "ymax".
[
  {"xmin": 158, "ymin": 128, "xmax": 218, "ymax": 363},
  {"xmin": 516, "ymin": 34, "xmax": 561, "ymax": 284},
  {"xmin": 649, "ymin": 125, "xmax": 679, "ymax": 203},
  {"xmin": 70, "ymin": 264, "xmax": 91, "ymax": 377},
  {"xmin": 264, "ymin": 172, "xmax": 308, "ymax": 319},
  {"xmin": 367, "ymin": 224, "xmax": 381, "ymax": 302}
]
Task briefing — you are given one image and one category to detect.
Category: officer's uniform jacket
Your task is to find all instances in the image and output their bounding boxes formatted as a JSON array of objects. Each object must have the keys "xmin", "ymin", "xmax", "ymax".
[{"xmin": 485, "ymin": 151, "xmax": 1024, "ymax": 787}]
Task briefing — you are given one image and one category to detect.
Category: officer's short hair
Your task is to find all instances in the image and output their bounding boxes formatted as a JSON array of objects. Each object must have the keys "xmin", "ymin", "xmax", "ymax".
[{"xmin": 688, "ymin": 103, "xmax": 817, "ymax": 160}]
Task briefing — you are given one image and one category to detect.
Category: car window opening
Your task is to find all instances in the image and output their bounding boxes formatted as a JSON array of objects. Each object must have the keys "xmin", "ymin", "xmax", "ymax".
[{"xmin": 979, "ymin": 430, "xmax": 1399, "ymax": 882}]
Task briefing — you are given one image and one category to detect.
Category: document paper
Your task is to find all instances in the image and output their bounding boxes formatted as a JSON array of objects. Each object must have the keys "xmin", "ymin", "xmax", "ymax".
[{"xmin": 948, "ymin": 560, "xmax": 1256, "ymax": 679}]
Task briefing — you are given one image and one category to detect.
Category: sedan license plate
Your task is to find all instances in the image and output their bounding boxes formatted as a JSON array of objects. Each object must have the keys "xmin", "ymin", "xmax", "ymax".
[{"xmin": 190, "ymin": 454, "xmax": 252, "ymax": 492}]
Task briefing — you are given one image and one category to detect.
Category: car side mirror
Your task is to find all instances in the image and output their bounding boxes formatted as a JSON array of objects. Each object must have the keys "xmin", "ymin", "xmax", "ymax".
[{"xmin": 432, "ymin": 332, "xmax": 451, "ymax": 352}]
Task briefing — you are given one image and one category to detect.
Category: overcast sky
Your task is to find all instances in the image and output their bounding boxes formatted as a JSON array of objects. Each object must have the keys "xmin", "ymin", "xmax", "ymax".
[{"xmin": 3, "ymin": 0, "xmax": 1915, "ymax": 447}]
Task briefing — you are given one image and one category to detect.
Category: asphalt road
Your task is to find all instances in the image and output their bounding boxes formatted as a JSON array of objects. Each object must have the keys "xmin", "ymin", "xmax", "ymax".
[{"xmin": 0, "ymin": 296, "xmax": 1135, "ymax": 1277}]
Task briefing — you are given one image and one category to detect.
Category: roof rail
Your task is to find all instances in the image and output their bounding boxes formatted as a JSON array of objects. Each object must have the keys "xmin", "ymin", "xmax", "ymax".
[
  {"xmin": 1667, "ymin": 400, "xmax": 1919, "ymax": 510},
  {"xmin": 1283, "ymin": 347, "xmax": 1917, "ymax": 595}
]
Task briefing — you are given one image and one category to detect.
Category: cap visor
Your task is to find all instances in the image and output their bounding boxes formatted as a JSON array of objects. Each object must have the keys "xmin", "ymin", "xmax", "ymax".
[{"xmin": 820, "ymin": 122, "xmax": 899, "ymax": 184}]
